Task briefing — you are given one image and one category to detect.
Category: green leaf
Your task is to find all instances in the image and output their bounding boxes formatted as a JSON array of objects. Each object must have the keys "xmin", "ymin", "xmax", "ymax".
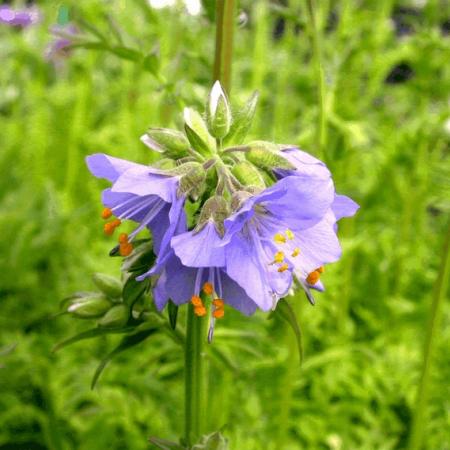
[
  {"xmin": 274, "ymin": 298, "xmax": 303, "ymax": 364},
  {"xmin": 148, "ymin": 437, "xmax": 185, "ymax": 450},
  {"xmin": 167, "ymin": 301, "xmax": 178, "ymax": 330},
  {"xmin": 224, "ymin": 91, "xmax": 259, "ymax": 145},
  {"xmin": 122, "ymin": 275, "xmax": 149, "ymax": 308},
  {"xmin": 184, "ymin": 108, "xmax": 216, "ymax": 156},
  {"xmin": 52, "ymin": 327, "xmax": 134, "ymax": 352},
  {"xmin": 91, "ymin": 327, "xmax": 157, "ymax": 389},
  {"xmin": 142, "ymin": 51, "xmax": 160, "ymax": 76},
  {"xmin": 109, "ymin": 46, "xmax": 142, "ymax": 61},
  {"xmin": 192, "ymin": 431, "xmax": 228, "ymax": 449}
]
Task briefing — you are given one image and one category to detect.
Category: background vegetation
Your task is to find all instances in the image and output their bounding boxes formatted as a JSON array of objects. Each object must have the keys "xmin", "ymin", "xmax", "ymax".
[{"xmin": 0, "ymin": 0, "xmax": 449, "ymax": 449}]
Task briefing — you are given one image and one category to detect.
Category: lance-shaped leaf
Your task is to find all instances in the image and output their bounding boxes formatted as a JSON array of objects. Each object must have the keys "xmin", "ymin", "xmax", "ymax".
[
  {"xmin": 167, "ymin": 301, "xmax": 178, "ymax": 330},
  {"xmin": 91, "ymin": 326, "xmax": 158, "ymax": 389},
  {"xmin": 273, "ymin": 298, "xmax": 303, "ymax": 364},
  {"xmin": 148, "ymin": 437, "xmax": 185, "ymax": 450},
  {"xmin": 224, "ymin": 91, "xmax": 259, "ymax": 145},
  {"xmin": 52, "ymin": 326, "xmax": 134, "ymax": 352},
  {"xmin": 184, "ymin": 108, "xmax": 216, "ymax": 156}
]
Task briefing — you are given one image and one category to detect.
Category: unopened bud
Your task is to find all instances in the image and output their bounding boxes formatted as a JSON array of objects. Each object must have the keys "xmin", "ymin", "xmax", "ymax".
[
  {"xmin": 178, "ymin": 163, "xmax": 207, "ymax": 200},
  {"xmin": 207, "ymin": 81, "xmax": 232, "ymax": 139},
  {"xmin": 92, "ymin": 273, "xmax": 122, "ymax": 299},
  {"xmin": 98, "ymin": 304, "xmax": 129, "ymax": 328},
  {"xmin": 245, "ymin": 141, "xmax": 295, "ymax": 171},
  {"xmin": 231, "ymin": 161, "xmax": 266, "ymax": 189},
  {"xmin": 141, "ymin": 128, "xmax": 190, "ymax": 159},
  {"xmin": 68, "ymin": 295, "xmax": 111, "ymax": 319}
]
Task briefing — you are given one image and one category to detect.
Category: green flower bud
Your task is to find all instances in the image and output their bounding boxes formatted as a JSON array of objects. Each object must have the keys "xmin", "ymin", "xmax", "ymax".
[
  {"xmin": 192, "ymin": 431, "xmax": 228, "ymax": 450},
  {"xmin": 98, "ymin": 304, "xmax": 129, "ymax": 328},
  {"xmin": 141, "ymin": 128, "xmax": 190, "ymax": 159},
  {"xmin": 245, "ymin": 141, "xmax": 295, "ymax": 170},
  {"xmin": 184, "ymin": 108, "xmax": 216, "ymax": 156},
  {"xmin": 207, "ymin": 81, "xmax": 232, "ymax": 139},
  {"xmin": 68, "ymin": 295, "xmax": 112, "ymax": 319},
  {"xmin": 197, "ymin": 196, "xmax": 230, "ymax": 236},
  {"xmin": 231, "ymin": 161, "xmax": 266, "ymax": 189},
  {"xmin": 92, "ymin": 273, "xmax": 122, "ymax": 299},
  {"xmin": 178, "ymin": 163, "xmax": 207, "ymax": 200}
]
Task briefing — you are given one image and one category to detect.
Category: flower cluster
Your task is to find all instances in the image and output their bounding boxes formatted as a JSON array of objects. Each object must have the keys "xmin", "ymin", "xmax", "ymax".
[
  {"xmin": 86, "ymin": 82, "xmax": 358, "ymax": 328},
  {"xmin": 0, "ymin": 4, "xmax": 39, "ymax": 28}
]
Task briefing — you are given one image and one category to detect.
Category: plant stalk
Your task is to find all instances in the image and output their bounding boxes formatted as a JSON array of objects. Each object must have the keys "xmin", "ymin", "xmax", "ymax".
[
  {"xmin": 184, "ymin": 303, "xmax": 206, "ymax": 446},
  {"xmin": 304, "ymin": 0, "xmax": 327, "ymax": 159},
  {"xmin": 213, "ymin": 0, "xmax": 236, "ymax": 94},
  {"xmin": 408, "ymin": 222, "xmax": 450, "ymax": 450}
]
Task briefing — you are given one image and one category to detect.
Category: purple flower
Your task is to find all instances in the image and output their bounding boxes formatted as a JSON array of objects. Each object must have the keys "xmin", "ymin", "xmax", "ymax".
[
  {"xmin": 46, "ymin": 24, "xmax": 79, "ymax": 63},
  {"xmin": 171, "ymin": 175, "xmax": 337, "ymax": 311},
  {"xmin": 0, "ymin": 5, "xmax": 39, "ymax": 28},
  {"xmin": 85, "ymin": 153, "xmax": 185, "ymax": 267}
]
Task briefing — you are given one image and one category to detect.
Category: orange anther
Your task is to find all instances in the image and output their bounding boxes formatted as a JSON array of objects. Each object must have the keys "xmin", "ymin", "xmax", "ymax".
[
  {"xmin": 118, "ymin": 233, "xmax": 129, "ymax": 244},
  {"xmin": 103, "ymin": 223, "xmax": 114, "ymax": 236},
  {"xmin": 101, "ymin": 207, "xmax": 113, "ymax": 219},
  {"xmin": 202, "ymin": 282, "xmax": 214, "ymax": 295},
  {"xmin": 119, "ymin": 243, "xmax": 133, "ymax": 256},
  {"xmin": 213, "ymin": 308, "xmax": 225, "ymax": 319},
  {"xmin": 111, "ymin": 218, "xmax": 121, "ymax": 228},
  {"xmin": 191, "ymin": 295, "xmax": 203, "ymax": 307},
  {"xmin": 194, "ymin": 305, "xmax": 207, "ymax": 317},
  {"xmin": 317, "ymin": 266, "xmax": 324, "ymax": 273},
  {"xmin": 306, "ymin": 270, "xmax": 320, "ymax": 285},
  {"xmin": 213, "ymin": 298, "xmax": 224, "ymax": 308},
  {"xmin": 278, "ymin": 263, "xmax": 289, "ymax": 273}
]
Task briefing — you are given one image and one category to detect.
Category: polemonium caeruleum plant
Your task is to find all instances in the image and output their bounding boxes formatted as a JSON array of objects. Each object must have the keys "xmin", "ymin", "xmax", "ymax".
[{"xmin": 55, "ymin": 3, "xmax": 358, "ymax": 449}]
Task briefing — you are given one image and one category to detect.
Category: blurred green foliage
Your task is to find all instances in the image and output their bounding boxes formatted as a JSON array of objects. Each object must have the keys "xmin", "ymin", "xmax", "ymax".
[{"xmin": 0, "ymin": 0, "xmax": 449, "ymax": 449}]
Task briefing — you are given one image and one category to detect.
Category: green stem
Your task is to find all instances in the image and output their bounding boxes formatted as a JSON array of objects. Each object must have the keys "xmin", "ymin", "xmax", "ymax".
[
  {"xmin": 213, "ymin": 0, "xmax": 236, "ymax": 94},
  {"xmin": 408, "ymin": 222, "xmax": 450, "ymax": 450},
  {"xmin": 184, "ymin": 303, "xmax": 206, "ymax": 446},
  {"xmin": 304, "ymin": 0, "xmax": 327, "ymax": 159}
]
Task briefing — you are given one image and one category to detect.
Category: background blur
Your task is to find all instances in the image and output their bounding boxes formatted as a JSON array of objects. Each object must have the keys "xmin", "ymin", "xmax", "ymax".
[{"xmin": 1, "ymin": 0, "xmax": 449, "ymax": 449}]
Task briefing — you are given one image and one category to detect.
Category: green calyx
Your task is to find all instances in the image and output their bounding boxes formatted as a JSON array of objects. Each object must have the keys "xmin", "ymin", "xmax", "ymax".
[{"xmin": 196, "ymin": 196, "xmax": 230, "ymax": 236}]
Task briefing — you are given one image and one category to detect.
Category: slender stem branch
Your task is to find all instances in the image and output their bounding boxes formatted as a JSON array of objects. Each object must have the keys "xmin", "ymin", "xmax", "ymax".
[
  {"xmin": 304, "ymin": 0, "xmax": 327, "ymax": 159},
  {"xmin": 213, "ymin": 0, "xmax": 236, "ymax": 94},
  {"xmin": 408, "ymin": 222, "xmax": 450, "ymax": 450}
]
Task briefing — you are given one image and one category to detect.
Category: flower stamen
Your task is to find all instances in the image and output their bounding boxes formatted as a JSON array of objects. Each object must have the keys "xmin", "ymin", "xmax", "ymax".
[
  {"xmin": 306, "ymin": 270, "xmax": 321, "ymax": 285},
  {"xmin": 278, "ymin": 263, "xmax": 289, "ymax": 273},
  {"xmin": 274, "ymin": 233, "xmax": 286, "ymax": 244},
  {"xmin": 202, "ymin": 282, "xmax": 214, "ymax": 296},
  {"xmin": 285, "ymin": 229, "xmax": 294, "ymax": 240},
  {"xmin": 291, "ymin": 247, "xmax": 300, "ymax": 257},
  {"xmin": 101, "ymin": 207, "xmax": 113, "ymax": 219},
  {"xmin": 191, "ymin": 295, "xmax": 203, "ymax": 307}
]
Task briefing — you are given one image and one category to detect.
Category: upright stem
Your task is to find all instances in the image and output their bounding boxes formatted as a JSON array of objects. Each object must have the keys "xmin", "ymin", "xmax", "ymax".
[
  {"xmin": 304, "ymin": 0, "xmax": 327, "ymax": 159},
  {"xmin": 408, "ymin": 222, "xmax": 450, "ymax": 450},
  {"xmin": 184, "ymin": 304, "xmax": 206, "ymax": 446},
  {"xmin": 213, "ymin": 0, "xmax": 236, "ymax": 94}
]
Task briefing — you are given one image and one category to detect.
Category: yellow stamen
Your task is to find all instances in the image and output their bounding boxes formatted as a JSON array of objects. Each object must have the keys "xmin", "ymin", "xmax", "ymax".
[
  {"xmin": 119, "ymin": 242, "xmax": 133, "ymax": 256},
  {"xmin": 213, "ymin": 298, "xmax": 224, "ymax": 308},
  {"xmin": 317, "ymin": 266, "xmax": 324, "ymax": 273},
  {"xmin": 274, "ymin": 233, "xmax": 286, "ymax": 244},
  {"xmin": 291, "ymin": 247, "xmax": 300, "ymax": 257},
  {"xmin": 273, "ymin": 251, "xmax": 285, "ymax": 264},
  {"xmin": 306, "ymin": 270, "xmax": 320, "ymax": 285},
  {"xmin": 194, "ymin": 305, "xmax": 207, "ymax": 317},
  {"xmin": 101, "ymin": 207, "xmax": 113, "ymax": 219},
  {"xmin": 118, "ymin": 233, "xmax": 129, "ymax": 244},
  {"xmin": 285, "ymin": 229, "xmax": 294, "ymax": 240},
  {"xmin": 202, "ymin": 282, "xmax": 214, "ymax": 295},
  {"xmin": 213, "ymin": 308, "xmax": 225, "ymax": 319},
  {"xmin": 191, "ymin": 295, "xmax": 203, "ymax": 307},
  {"xmin": 278, "ymin": 263, "xmax": 289, "ymax": 273}
]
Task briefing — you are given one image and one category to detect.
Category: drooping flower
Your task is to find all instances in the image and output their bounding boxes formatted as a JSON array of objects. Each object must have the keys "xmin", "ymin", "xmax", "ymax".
[
  {"xmin": 46, "ymin": 24, "xmax": 79, "ymax": 64},
  {"xmin": 0, "ymin": 4, "xmax": 39, "ymax": 28}
]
